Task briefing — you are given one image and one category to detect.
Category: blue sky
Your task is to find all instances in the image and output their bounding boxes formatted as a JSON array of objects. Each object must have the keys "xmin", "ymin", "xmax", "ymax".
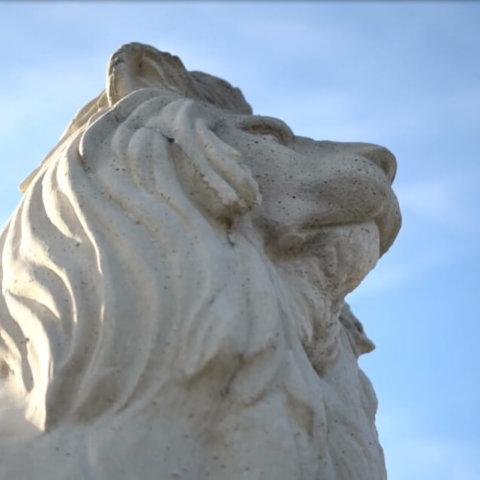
[{"xmin": 1, "ymin": 2, "xmax": 479, "ymax": 478}]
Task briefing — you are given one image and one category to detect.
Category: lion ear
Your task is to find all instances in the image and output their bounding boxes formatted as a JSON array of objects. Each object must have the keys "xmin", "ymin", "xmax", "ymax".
[
  {"xmin": 106, "ymin": 43, "xmax": 252, "ymax": 115},
  {"xmin": 156, "ymin": 99, "xmax": 261, "ymax": 220},
  {"xmin": 107, "ymin": 43, "xmax": 200, "ymax": 105}
]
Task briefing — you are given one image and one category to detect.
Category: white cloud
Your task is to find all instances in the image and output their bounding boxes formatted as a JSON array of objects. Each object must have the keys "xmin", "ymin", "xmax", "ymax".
[
  {"xmin": 0, "ymin": 59, "xmax": 104, "ymax": 136},
  {"xmin": 377, "ymin": 408, "xmax": 480, "ymax": 480},
  {"xmin": 242, "ymin": 16, "xmax": 351, "ymax": 59},
  {"xmin": 351, "ymin": 169, "xmax": 480, "ymax": 299},
  {"xmin": 351, "ymin": 248, "xmax": 451, "ymax": 299},
  {"xmin": 387, "ymin": 436, "xmax": 480, "ymax": 480},
  {"xmin": 396, "ymin": 171, "xmax": 480, "ymax": 231}
]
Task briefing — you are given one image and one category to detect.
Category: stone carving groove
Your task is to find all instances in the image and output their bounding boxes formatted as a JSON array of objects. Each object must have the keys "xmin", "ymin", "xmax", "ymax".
[{"xmin": 0, "ymin": 43, "xmax": 400, "ymax": 479}]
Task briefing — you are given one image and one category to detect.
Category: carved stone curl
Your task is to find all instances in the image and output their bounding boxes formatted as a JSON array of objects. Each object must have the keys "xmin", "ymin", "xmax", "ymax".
[{"xmin": 0, "ymin": 43, "xmax": 400, "ymax": 479}]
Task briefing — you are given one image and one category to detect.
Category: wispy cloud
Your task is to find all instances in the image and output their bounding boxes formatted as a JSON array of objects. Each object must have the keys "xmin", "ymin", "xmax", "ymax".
[
  {"xmin": 351, "ymin": 169, "xmax": 480, "ymax": 298},
  {"xmin": 387, "ymin": 436, "xmax": 480, "ymax": 480},
  {"xmin": 396, "ymin": 170, "xmax": 480, "ymax": 231},
  {"xmin": 0, "ymin": 60, "xmax": 104, "ymax": 136},
  {"xmin": 377, "ymin": 407, "xmax": 480, "ymax": 480},
  {"xmin": 351, "ymin": 247, "xmax": 452, "ymax": 299}
]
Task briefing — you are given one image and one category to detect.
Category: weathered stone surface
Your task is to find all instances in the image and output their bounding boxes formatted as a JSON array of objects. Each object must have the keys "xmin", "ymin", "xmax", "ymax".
[{"xmin": 0, "ymin": 43, "xmax": 400, "ymax": 479}]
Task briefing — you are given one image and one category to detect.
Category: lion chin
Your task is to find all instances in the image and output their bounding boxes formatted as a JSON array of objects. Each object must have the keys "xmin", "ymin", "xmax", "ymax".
[{"xmin": 0, "ymin": 43, "xmax": 400, "ymax": 480}]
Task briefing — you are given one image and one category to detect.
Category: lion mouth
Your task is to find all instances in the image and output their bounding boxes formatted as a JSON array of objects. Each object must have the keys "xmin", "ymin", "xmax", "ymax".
[
  {"xmin": 300, "ymin": 155, "xmax": 401, "ymax": 255},
  {"xmin": 275, "ymin": 189, "xmax": 400, "ymax": 259},
  {"xmin": 372, "ymin": 189, "xmax": 401, "ymax": 255},
  {"xmin": 302, "ymin": 202, "xmax": 400, "ymax": 257},
  {"xmin": 275, "ymin": 221, "xmax": 382, "ymax": 299}
]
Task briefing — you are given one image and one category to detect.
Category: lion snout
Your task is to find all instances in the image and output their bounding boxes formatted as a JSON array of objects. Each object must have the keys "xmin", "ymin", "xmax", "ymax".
[{"xmin": 358, "ymin": 144, "xmax": 397, "ymax": 183}]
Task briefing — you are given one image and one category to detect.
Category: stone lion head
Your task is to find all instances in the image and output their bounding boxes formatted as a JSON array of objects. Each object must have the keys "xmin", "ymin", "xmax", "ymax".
[{"xmin": 0, "ymin": 43, "xmax": 400, "ymax": 479}]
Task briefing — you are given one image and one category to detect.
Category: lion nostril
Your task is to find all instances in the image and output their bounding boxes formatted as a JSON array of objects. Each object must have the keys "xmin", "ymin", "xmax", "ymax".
[{"xmin": 362, "ymin": 146, "xmax": 397, "ymax": 183}]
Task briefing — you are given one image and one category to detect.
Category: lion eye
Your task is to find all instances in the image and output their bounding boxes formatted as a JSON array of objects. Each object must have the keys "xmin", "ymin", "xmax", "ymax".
[
  {"xmin": 239, "ymin": 116, "xmax": 293, "ymax": 145},
  {"xmin": 258, "ymin": 132, "xmax": 283, "ymax": 144}
]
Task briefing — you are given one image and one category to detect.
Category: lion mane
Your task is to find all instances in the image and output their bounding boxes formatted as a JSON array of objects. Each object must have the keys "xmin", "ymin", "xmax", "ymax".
[{"xmin": 0, "ymin": 44, "xmax": 392, "ymax": 480}]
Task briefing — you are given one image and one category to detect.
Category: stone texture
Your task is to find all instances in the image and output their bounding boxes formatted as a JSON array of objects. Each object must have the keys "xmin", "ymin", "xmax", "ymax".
[{"xmin": 0, "ymin": 43, "xmax": 401, "ymax": 479}]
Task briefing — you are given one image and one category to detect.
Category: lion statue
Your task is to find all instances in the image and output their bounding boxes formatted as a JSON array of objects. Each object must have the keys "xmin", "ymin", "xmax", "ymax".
[{"xmin": 0, "ymin": 43, "xmax": 400, "ymax": 479}]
